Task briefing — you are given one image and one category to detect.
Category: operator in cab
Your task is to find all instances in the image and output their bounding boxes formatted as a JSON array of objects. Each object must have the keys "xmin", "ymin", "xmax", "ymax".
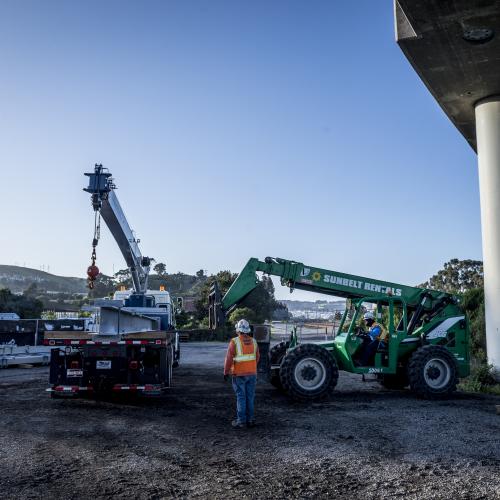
[
  {"xmin": 223, "ymin": 319, "xmax": 260, "ymax": 429},
  {"xmin": 356, "ymin": 311, "xmax": 388, "ymax": 366}
]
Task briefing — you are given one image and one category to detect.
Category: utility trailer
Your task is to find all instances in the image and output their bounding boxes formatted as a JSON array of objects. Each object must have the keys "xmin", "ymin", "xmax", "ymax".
[{"xmin": 45, "ymin": 328, "xmax": 176, "ymax": 397}]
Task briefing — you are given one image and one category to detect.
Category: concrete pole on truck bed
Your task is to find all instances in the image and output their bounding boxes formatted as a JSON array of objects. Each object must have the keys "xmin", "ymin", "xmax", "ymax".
[{"xmin": 476, "ymin": 97, "xmax": 500, "ymax": 373}]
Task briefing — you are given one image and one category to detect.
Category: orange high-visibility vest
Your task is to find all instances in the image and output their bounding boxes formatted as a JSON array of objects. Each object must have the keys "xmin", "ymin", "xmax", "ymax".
[{"xmin": 231, "ymin": 335, "xmax": 257, "ymax": 376}]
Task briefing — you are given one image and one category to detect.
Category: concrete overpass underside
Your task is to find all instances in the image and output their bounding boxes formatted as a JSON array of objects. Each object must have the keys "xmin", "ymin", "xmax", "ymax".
[{"xmin": 395, "ymin": 0, "xmax": 500, "ymax": 151}]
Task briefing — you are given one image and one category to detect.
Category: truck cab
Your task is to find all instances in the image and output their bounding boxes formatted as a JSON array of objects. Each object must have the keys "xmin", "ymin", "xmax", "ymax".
[{"xmin": 112, "ymin": 288, "xmax": 176, "ymax": 331}]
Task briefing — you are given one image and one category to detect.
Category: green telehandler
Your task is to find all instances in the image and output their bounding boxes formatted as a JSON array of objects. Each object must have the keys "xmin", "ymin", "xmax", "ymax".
[{"xmin": 209, "ymin": 257, "xmax": 470, "ymax": 401}]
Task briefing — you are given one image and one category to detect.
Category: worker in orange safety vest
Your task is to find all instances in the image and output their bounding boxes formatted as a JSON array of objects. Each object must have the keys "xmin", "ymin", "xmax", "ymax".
[{"xmin": 224, "ymin": 319, "xmax": 260, "ymax": 429}]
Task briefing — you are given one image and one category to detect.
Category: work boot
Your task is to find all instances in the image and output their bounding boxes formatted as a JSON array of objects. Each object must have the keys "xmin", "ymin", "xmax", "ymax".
[
  {"xmin": 231, "ymin": 420, "xmax": 245, "ymax": 429},
  {"xmin": 246, "ymin": 420, "xmax": 256, "ymax": 428}
]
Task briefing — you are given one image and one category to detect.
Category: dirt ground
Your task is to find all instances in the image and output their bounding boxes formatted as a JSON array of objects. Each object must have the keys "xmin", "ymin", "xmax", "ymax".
[{"xmin": 1, "ymin": 342, "xmax": 499, "ymax": 499}]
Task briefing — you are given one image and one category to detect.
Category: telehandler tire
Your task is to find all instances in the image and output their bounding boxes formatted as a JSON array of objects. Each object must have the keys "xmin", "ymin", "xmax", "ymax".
[
  {"xmin": 279, "ymin": 343, "xmax": 338, "ymax": 401},
  {"xmin": 408, "ymin": 345, "xmax": 458, "ymax": 399},
  {"xmin": 268, "ymin": 341, "xmax": 289, "ymax": 390}
]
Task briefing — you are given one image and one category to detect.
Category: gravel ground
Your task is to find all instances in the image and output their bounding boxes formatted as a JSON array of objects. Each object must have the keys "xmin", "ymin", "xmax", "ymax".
[{"xmin": 1, "ymin": 342, "xmax": 499, "ymax": 499}]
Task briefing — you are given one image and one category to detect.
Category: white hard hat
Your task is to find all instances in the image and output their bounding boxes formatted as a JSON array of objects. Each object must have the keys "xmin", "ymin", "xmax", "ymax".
[
  {"xmin": 363, "ymin": 311, "xmax": 375, "ymax": 321},
  {"xmin": 235, "ymin": 319, "xmax": 251, "ymax": 334}
]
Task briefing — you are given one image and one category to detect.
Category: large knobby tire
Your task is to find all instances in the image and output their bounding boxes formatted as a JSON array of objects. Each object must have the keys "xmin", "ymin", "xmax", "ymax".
[
  {"xmin": 408, "ymin": 345, "xmax": 458, "ymax": 399},
  {"xmin": 279, "ymin": 343, "xmax": 339, "ymax": 401},
  {"xmin": 268, "ymin": 341, "xmax": 289, "ymax": 390},
  {"xmin": 379, "ymin": 366, "xmax": 409, "ymax": 390}
]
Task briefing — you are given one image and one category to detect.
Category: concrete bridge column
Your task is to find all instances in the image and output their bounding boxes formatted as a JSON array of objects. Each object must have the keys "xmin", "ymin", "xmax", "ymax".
[{"xmin": 475, "ymin": 96, "xmax": 500, "ymax": 374}]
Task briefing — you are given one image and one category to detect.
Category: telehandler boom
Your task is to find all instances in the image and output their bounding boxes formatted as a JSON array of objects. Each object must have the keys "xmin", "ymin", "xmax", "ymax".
[{"xmin": 210, "ymin": 257, "xmax": 470, "ymax": 400}]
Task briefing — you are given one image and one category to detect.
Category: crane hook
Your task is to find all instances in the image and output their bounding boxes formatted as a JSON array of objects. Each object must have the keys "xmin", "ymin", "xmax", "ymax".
[
  {"xmin": 87, "ymin": 212, "xmax": 101, "ymax": 289},
  {"xmin": 87, "ymin": 247, "xmax": 100, "ymax": 289}
]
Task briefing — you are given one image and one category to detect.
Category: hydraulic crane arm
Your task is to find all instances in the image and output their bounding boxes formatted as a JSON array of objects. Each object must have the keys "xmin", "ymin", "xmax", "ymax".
[
  {"xmin": 210, "ymin": 256, "xmax": 455, "ymax": 328},
  {"xmin": 84, "ymin": 164, "xmax": 152, "ymax": 294}
]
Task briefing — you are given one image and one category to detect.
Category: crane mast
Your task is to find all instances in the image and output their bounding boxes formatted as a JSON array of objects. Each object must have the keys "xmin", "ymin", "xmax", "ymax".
[{"xmin": 84, "ymin": 164, "xmax": 153, "ymax": 296}]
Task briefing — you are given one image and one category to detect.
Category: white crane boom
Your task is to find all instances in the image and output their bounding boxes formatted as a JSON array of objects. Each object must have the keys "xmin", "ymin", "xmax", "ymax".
[{"xmin": 84, "ymin": 164, "xmax": 152, "ymax": 294}]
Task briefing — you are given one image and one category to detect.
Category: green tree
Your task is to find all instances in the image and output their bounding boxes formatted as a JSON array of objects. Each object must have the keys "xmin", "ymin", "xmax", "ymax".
[
  {"xmin": 195, "ymin": 270, "xmax": 237, "ymax": 321},
  {"xmin": 196, "ymin": 269, "xmax": 205, "ymax": 278},
  {"xmin": 272, "ymin": 302, "xmax": 291, "ymax": 320},
  {"xmin": 88, "ymin": 274, "xmax": 116, "ymax": 298},
  {"xmin": 421, "ymin": 259, "xmax": 485, "ymax": 360},
  {"xmin": 175, "ymin": 310, "xmax": 190, "ymax": 328},
  {"xmin": 153, "ymin": 262, "xmax": 167, "ymax": 276},
  {"xmin": 0, "ymin": 288, "xmax": 43, "ymax": 318},
  {"xmin": 43, "ymin": 310, "xmax": 57, "ymax": 320},
  {"xmin": 114, "ymin": 268, "xmax": 132, "ymax": 288},
  {"xmin": 238, "ymin": 275, "xmax": 277, "ymax": 323},
  {"xmin": 419, "ymin": 258, "xmax": 483, "ymax": 294},
  {"xmin": 196, "ymin": 272, "xmax": 280, "ymax": 324},
  {"xmin": 461, "ymin": 287, "xmax": 486, "ymax": 361},
  {"xmin": 228, "ymin": 307, "xmax": 258, "ymax": 325}
]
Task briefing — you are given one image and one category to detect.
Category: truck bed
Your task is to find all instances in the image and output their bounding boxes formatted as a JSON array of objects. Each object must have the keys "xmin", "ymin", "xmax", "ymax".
[
  {"xmin": 46, "ymin": 330, "xmax": 176, "ymax": 396},
  {"xmin": 44, "ymin": 330, "xmax": 174, "ymax": 345}
]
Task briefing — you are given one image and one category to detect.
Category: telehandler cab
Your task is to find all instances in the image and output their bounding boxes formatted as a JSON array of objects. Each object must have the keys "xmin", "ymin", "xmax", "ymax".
[{"xmin": 209, "ymin": 257, "xmax": 470, "ymax": 401}]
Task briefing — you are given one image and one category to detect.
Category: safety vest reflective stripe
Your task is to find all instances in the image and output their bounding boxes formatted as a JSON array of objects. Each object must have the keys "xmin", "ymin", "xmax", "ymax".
[{"xmin": 232, "ymin": 336, "xmax": 257, "ymax": 363}]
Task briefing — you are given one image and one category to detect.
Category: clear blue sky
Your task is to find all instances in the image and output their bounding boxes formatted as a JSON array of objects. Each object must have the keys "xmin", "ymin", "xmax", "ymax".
[{"xmin": 0, "ymin": 1, "xmax": 480, "ymax": 300}]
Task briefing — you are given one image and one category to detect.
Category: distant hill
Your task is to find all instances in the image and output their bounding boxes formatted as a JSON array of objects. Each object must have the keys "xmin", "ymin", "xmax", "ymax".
[
  {"xmin": 0, "ymin": 266, "xmax": 347, "ymax": 309},
  {"xmin": 0, "ymin": 266, "xmax": 87, "ymax": 294},
  {"xmin": 0, "ymin": 265, "xmax": 210, "ymax": 298}
]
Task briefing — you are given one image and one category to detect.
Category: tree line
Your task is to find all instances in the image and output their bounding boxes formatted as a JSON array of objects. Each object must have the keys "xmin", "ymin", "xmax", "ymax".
[
  {"xmin": 0, "ymin": 288, "xmax": 43, "ymax": 318},
  {"xmin": 420, "ymin": 258, "xmax": 485, "ymax": 361}
]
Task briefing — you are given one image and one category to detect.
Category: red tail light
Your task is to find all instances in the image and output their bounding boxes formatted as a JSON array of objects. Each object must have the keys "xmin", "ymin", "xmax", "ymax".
[
  {"xmin": 70, "ymin": 361, "xmax": 80, "ymax": 369},
  {"xmin": 129, "ymin": 360, "xmax": 139, "ymax": 370}
]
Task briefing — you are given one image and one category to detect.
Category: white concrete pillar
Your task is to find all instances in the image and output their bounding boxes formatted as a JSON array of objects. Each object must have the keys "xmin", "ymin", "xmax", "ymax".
[{"xmin": 475, "ymin": 96, "xmax": 500, "ymax": 374}]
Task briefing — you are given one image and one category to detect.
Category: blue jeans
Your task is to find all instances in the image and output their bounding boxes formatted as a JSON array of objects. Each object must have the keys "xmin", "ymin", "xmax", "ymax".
[
  {"xmin": 360, "ymin": 340, "xmax": 385, "ymax": 366},
  {"xmin": 232, "ymin": 375, "xmax": 256, "ymax": 424}
]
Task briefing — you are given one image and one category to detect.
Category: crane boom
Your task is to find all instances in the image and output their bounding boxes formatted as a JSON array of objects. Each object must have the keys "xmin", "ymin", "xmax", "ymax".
[
  {"xmin": 84, "ymin": 164, "xmax": 152, "ymax": 294},
  {"xmin": 210, "ymin": 256, "xmax": 455, "ymax": 329}
]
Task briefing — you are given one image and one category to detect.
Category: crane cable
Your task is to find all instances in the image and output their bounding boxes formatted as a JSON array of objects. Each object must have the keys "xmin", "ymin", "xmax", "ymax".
[{"xmin": 87, "ymin": 211, "xmax": 101, "ymax": 289}]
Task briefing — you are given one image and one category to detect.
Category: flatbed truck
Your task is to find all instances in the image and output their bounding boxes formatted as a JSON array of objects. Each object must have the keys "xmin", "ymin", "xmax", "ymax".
[{"xmin": 46, "ymin": 165, "xmax": 179, "ymax": 397}]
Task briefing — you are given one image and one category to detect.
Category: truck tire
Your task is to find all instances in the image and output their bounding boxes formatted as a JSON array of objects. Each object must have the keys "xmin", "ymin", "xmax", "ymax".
[
  {"xmin": 379, "ymin": 366, "xmax": 409, "ymax": 390},
  {"xmin": 268, "ymin": 341, "xmax": 289, "ymax": 390},
  {"xmin": 408, "ymin": 345, "xmax": 458, "ymax": 399},
  {"xmin": 279, "ymin": 343, "xmax": 338, "ymax": 401}
]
